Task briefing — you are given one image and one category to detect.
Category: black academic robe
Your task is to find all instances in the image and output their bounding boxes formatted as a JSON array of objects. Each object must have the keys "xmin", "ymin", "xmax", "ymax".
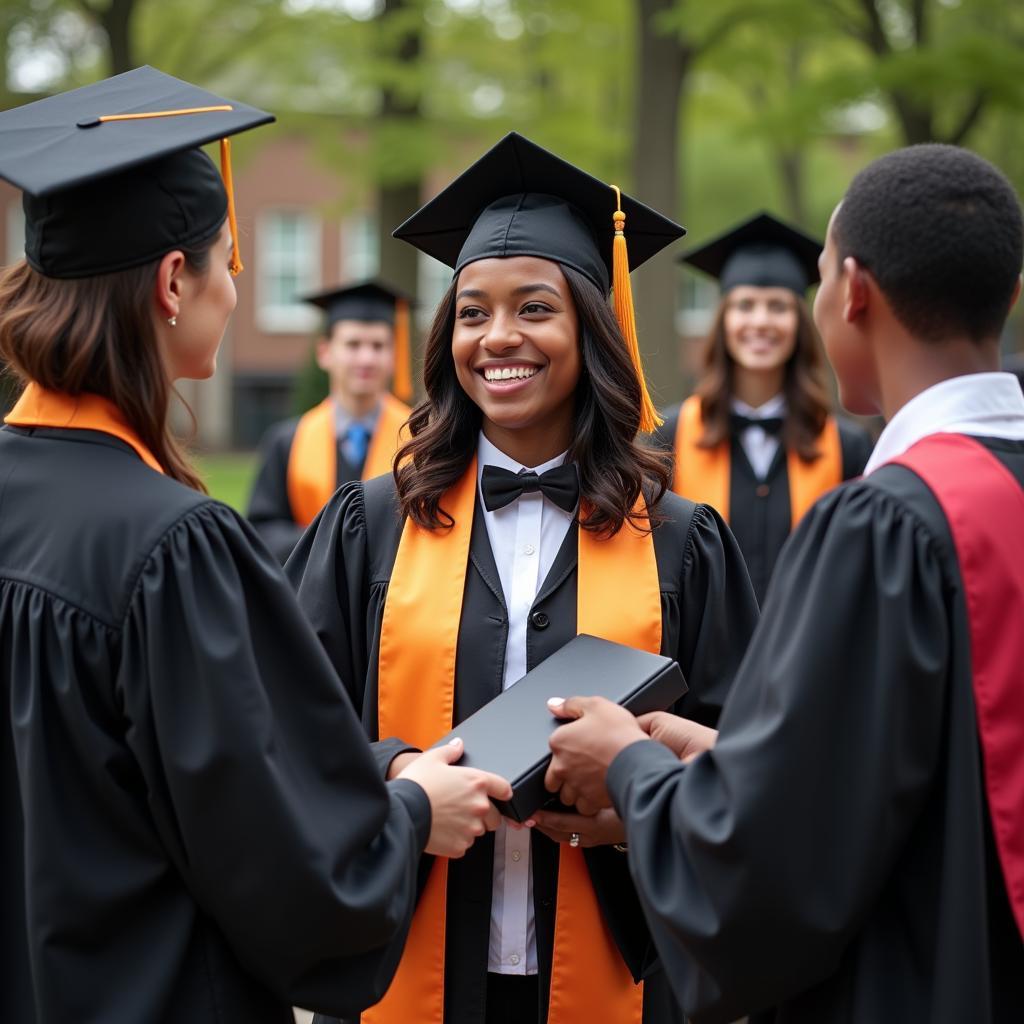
[
  {"xmin": 0, "ymin": 424, "xmax": 430, "ymax": 1024},
  {"xmin": 286, "ymin": 473, "xmax": 760, "ymax": 1024},
  {"xmin": 248, "ymin": 415, "xmax": 366, "ymax": 563},
  {"xmin": 606, "ymin": 435, "xmax": 1024, "ymax": 1024},
  {"xmin": 654, "ymin": 407, "xmax": 874, "ymax": 603}
]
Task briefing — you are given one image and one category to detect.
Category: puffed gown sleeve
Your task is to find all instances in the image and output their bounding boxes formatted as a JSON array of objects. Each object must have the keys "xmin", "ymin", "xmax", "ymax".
[{"xmin": 119, "ymin": 501, "xmax": 431, "ymax": 1017}]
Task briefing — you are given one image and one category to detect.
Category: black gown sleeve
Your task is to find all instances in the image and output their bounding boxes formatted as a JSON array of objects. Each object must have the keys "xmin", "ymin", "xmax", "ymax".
[
  {"xmin": 286, "ymin": 481, "xmax": 417, "ymax": 778},
  {"xmin": 837, "ymin": 416, "xmax": 875, "ymax": 480},
  {"xmin": 673, "ymin": 503, "xmax": 760, "ymax": 725},
  {"xmin": 605, "ymin": 482, "xmax": 949, "ymax": 1023},
  {"xmin": 119, "ymin": 502, "xmax": 431, "ymax": 1017},
  {"xmin": 246, "ymin": 418, "xmax": 304, "ymax": 564}
]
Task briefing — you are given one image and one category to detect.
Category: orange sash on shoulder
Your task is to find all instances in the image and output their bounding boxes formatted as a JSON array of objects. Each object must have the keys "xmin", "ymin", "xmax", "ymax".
[
  {"xmin": 287, "ymin": 392, "xmax": 411, "ymax": 527},
  {"xmin": 366, "ymin": 457, "xmax": 654, "ymax": 1024},
  {"xmin": 672, "ymin": 394, "xmax": 841, "ymax": 528},
  {"xmin": 5, "ymin": 383, "xmax": 164, "ymax": 474}
]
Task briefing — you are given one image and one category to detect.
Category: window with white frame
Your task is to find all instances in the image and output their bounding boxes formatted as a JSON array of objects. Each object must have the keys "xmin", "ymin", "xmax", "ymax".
[
  {"xmin": 341, "ymin": 211, "xmax": 379, "ymax": 280},
  {"xmin": 678, "ymin": 272, "xmax": 718, "ymax": 337},
  {"xmin": 6, "ymin": 199, "xmax": 25, "ymax": 267},
  {"xmin": 257, "ymin": 209, "xmax": 321, "ymax": 333}
]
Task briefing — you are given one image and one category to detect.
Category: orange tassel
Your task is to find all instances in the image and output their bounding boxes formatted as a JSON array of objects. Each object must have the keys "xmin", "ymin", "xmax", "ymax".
[
  {"xmin": 220, "ymin": 137, "xmax": 243, "ymax": 276},
  {"xmin": 610, "ymin": 185, "xmax": 662, "ymax": 433},
  {"xmin": 392, "ymin": 298, "xmax": 414, "ymax": 401}
]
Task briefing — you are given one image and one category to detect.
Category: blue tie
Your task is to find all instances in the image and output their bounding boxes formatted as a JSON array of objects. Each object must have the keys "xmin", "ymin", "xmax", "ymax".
[{"xmin": 345, "ymin": 422, "xmax": 370, "ymax": 466}]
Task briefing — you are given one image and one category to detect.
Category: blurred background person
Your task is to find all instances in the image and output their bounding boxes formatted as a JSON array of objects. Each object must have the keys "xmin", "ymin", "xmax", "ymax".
[
  {"xmin": 247, "ymin": 280, "xmax": 413, "ymax": 562},
  {"xmin": 656, "ymin": 213, "xmax": 874, "ymax": 603}
]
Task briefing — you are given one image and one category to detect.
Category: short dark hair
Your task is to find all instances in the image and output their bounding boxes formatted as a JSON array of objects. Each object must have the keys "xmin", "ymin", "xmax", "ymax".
[{"xmin": 833, "ymin": 144, "xmax": 1023, "ymax": 342}]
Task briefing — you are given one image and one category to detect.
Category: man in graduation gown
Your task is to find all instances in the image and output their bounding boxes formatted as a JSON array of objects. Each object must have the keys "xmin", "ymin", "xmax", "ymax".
[
  {"xmin": 247, "ymin": 280, "xmax": 413, "ymax": 562},
  {"xmin": 544, "ymin": 143, "xmax": 1024, "ymax": 1023}
]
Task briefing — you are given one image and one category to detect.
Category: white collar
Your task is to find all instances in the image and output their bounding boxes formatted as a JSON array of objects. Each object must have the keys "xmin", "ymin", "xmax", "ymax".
[
  {"xmin": 731, "ymin": 393, "xmax": 786, "ymax": 419},
  {"xmin": 864, "ymin": 371, "xmax": 1024, "ymax": 475},
  {"xmin": 476, "ymin": 432, "xmax": 569, "ymax": 480}
]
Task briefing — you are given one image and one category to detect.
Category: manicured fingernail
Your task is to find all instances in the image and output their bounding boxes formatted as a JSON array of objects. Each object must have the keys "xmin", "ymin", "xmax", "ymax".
[
  {"xmin": 524, "ymin": 818, "xmax": 536, "ymax": 828},
  {"xmin": 448, "ymin": 737, "xmax": 462, "ymax": 745},
  {"xmin": 547, "ymin": 697, "xmax": 565, "ymax": 708}
]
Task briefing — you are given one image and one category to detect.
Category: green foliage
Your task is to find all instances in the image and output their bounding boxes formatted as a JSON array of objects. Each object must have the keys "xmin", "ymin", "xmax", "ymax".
[{"xmin": 290, "ymin": 343, "xmax": 330, "ymax": 417}]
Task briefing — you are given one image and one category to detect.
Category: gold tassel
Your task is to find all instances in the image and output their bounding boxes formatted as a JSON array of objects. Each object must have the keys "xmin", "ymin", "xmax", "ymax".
[
  {"xmin": 610, "ymin": 185, "xmax": 662, "ymax": 433},
  {"xmin": 220, "ymin": 138, "xmax": 243, "ymax": 276},
  {"xmin": 392, "ymin": 298, "xmax": 414, "ymax": 402}
]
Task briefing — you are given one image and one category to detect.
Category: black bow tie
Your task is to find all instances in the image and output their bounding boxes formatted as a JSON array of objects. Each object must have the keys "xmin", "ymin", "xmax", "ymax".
[
  {"xmin": 731, "ymin": 413, "xmax": 784, "ymax": 436},
  {"xmin": 481, "ymin": 464, "xmax": 580, "ymax": 513}
]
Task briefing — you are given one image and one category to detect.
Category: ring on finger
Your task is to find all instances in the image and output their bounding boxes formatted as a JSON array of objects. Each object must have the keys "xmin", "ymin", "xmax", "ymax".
[{"xmin": 569, "ymin": 832, "xmax": 581, "ymax": 848}]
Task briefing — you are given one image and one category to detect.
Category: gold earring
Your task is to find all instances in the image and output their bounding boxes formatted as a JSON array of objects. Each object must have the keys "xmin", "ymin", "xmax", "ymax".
[{"xmin": 168, "ymin": 315, "xmax": 177, "ymax": 327}]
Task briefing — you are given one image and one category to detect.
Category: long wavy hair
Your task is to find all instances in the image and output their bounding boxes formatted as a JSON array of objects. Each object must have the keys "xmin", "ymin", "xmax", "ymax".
[
  {"xmin": 395, "ymin": 263, "xmax": 671, "ymax": 536},
  {"xmin": 695, "ymin": 295, "xmax": 832, "ymax": 461},
  {"xmin": 0, "ymin": 242, "xmax": 216, "ymax": 491}
]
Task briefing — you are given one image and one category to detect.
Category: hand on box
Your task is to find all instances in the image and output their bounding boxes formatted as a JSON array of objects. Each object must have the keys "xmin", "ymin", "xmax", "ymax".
[
  {"xmin": 544, "ymin": 696, "xmax": 649, "ymax": 813},
  {"xmin": 397, "ymin": 739, "xmax": 512, "ymax": 858},
  {"xmin": 637, "ymin": 711, "xmax": 717, "ymax": 763},
  {"xmin": 532, "ymin": 806, "xmax": 626, "ymax": 848}
]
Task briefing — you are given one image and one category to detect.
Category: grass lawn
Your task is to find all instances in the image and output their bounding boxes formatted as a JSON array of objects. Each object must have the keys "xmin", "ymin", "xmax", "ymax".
[{"xmin": 195, "ymin": 450, "xmax": 259, "ymax": 513}]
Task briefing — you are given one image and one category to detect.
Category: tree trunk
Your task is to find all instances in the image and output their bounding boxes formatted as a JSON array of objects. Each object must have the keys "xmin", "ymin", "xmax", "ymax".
[
  {"xmin": 100, "ymin": 0, "xmax": 137, "ymax": 75},
  {"xmin": 629, "ymin": 0, "xmax": 691, "ymax": 408},
  {"xmin": 376, "ymin": 0, "xmax": 423, "ymax": 390}
]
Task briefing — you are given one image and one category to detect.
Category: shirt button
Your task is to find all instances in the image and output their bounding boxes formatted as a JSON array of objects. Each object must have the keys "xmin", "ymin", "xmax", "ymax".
[
  {"xmin": 509, "ymin": 954, "xmax": 521, "ymax": 966},
  {"xmin": 511, "ymin": 850, "xmax": 522, "ymax": 862},
  {"xmin": 756, "ymin": 484, "xmax": 770, "ymax": 498},
  {"xmin": 530, "ymin": 611, "xmax": 550, "ymax": 630},
  {"xmin": 523, "ymin": 543, "xmax": 536, "ymax": 556}
]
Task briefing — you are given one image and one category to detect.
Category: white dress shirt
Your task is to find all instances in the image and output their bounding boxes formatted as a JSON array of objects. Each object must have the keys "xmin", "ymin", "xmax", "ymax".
[
  {"xmin": 732, "ymin": 393, "xmax": 786, "ymax": 480},
  {"xmin": 476, "ymin": 432, "xmax": 576, "ymax": 976},
  {"xmin": 864, "ymin": 372, "xmax": 1024, "ymax": 475}
]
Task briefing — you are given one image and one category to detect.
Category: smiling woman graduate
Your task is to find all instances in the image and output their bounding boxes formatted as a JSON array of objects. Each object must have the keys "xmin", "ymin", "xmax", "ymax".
[
  {"xmin": 0, "ymin": 67, "xmax": 509, "ymax": 1024},
  {"xmin": 286, "ymin": 132, "xmax": 759, "ymax": 1024},
  {"xmin": 656, "ymin": 214, "xmax": 873, "ymax": 603}
]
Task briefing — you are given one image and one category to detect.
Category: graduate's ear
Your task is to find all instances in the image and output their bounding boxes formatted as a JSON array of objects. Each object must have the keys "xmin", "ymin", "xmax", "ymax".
[
  {"xmin": 315, "ymin": 336, "xmax": 332, "ymax": 372},
  {"xmin": 1009, "ymin": 274, "xmax": 1023, "ymax": 313},
  {"xmin": 841, "ymin": 256, "xmax": 870, "ymax": 325},
  {"xmin": 154, "ymin": 249, "xmax": 187, "ymax": 322}
]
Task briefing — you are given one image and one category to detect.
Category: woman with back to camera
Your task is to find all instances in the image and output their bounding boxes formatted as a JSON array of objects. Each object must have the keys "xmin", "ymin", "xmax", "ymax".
[
  {"xmin": 287, "ymin": 133, "xmax": 759, "ymax": 1024},
  {"xmin": 657, "ymin": 213, "xmax": 873, "ymax": 604},
  {"xmin": 0, "ymin": 68, "xmax": 508, "ymax": 1024}
]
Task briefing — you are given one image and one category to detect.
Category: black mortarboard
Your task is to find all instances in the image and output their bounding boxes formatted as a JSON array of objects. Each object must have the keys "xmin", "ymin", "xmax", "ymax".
[
  {"xmin": 302, "ymin": 280, "xmax": 411, "ymax": 329},
  {"xmin": 0, "ymin": 66, "xmax": 273, "ymax": 279},
  {"xmin": 680, "ymin": 212, "xmax": 822, "ymax": 295},
  {"xmin": 393, "ymin": 132, "xmax": 685, "ymax": 431},
  {"xmin": 392, "ymin": 132, "xmax": 685, "ymax": 295}
]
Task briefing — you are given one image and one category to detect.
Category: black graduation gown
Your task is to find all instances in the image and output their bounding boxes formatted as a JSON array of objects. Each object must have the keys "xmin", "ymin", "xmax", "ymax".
[
  {"xmin": 0, "ymin": 424, "xmax": 430, "ymax": 1024},
  {"xmin": 606, "ymin": 436, "xmax": 1024, "ymax": 1024},
  {"xmin": 654, "ymin": 407, "xmax": 874, "ymax": 603},
  {"xmin": 285, "ymin": 473, "xmax": 760, "ymax": 1024},
  {"xmin": 247, "ymin": 415, "xmax": 365, "ymax": 563}
]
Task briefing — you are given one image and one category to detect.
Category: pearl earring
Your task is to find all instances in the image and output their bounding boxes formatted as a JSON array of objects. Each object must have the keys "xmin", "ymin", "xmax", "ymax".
[{"xmin": 168, "ymin": 315, "xmax": 177, "ymax": 327}]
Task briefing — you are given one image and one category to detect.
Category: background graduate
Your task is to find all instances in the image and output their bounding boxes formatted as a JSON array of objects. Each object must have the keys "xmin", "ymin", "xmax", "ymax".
[
  {"xmin": 286, "ymin": 133, "xmax": 759, "ymax": 1024},
  {"xmin": 656, "ymin": 213, "xmax": 873, "ymax": 602},
  {"xmin": 248, "ymin": 280, "xmax": 414, "ymax": 562},
  {"xmin": 545, "ymin": 144, "xmax": 1024, "ymax": 1023},
  {"xmin": 0, "ymin": 69, "xmax": 509, "ymax": 1024}
]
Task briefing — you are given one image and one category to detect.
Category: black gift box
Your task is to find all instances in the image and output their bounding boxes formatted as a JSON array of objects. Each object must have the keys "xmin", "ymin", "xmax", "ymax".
[{"xmin": 432, "ymin": 633, "xmax": 688, "ymax": 821}]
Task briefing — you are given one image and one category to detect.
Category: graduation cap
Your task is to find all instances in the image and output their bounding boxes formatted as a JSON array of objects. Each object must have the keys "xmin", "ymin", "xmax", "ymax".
[
  {"xmin": 393, "ymin": 132, "xmax": 686, "ymax": 432},
  {"xmin": 0, "ymin": 66, "xmax": 274, "ymax": 279},
  {"xmin": 680, "ymin": 212, "xmax": 822, "ymax": 296},
  {"xmin": 302, "ymin": 280, "xmax": 415, "ymax": 401}
]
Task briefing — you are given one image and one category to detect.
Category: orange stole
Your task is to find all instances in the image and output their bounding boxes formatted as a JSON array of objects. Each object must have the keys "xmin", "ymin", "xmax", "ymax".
[
  {"xmin": 672, "ymin": 395, "xmax": 842, "ymax": 528},
  {"xmin": 366, "ymin": 457, "xmax": 656, "ymax": 1024},
  {"xmin": 286, "ymin": 393, "xmax": 411, "ymax": 527},
  {"xmin": 5, "ymin": 383, "xmax": 164, "ymax": 474}
]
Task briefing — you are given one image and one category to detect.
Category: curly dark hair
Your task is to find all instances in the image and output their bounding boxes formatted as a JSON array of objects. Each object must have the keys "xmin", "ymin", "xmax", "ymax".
[
  {"xmin": 833, "ymin": 144, "xmax": 1023, "ymax": 343},
  {"xmin": 694, "ymin": 296, "xmax": 833, "ymax": 461},
  {"xmin": 394, "ymin": 263, "xmax": 671, "ymax": 536}
]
